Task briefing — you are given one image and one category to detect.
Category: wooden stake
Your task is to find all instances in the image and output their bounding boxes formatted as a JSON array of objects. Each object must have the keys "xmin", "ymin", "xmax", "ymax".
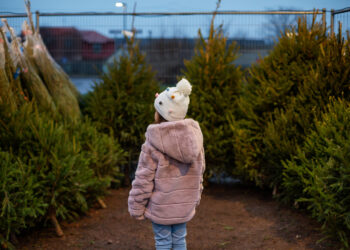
[
  {"xmin": 272, "ymin": 185, "xmax": 277, "ymax": 196},
  {"xmin": 97, "ymin": 197, "xmax": 107, "ymax": 209}
]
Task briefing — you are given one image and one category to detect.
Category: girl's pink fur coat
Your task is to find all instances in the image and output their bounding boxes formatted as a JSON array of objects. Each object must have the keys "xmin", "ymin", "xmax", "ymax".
[{"xmin": 128, "ymin": 118, "xmax": 205, "ymax": 225}]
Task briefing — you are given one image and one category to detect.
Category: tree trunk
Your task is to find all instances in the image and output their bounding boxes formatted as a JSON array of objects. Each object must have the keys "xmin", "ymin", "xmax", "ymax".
[{"xmin": 48, "ymin": 207, "xmax": 64, "ymax": 237}]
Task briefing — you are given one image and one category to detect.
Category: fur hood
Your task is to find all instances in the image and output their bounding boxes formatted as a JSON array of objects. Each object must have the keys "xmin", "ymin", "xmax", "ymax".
[{"xmin": 146, "ymin": 118, "xmax": 203, "ymax": 164}]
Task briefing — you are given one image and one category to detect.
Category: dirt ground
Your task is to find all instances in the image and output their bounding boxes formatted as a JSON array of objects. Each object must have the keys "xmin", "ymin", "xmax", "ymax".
[{"xmin": 17, "ymin": 183, "xmax": 339, "ymax": 250}]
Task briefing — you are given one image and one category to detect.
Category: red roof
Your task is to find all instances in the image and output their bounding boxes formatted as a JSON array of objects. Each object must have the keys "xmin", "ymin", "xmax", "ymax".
[
  {"xmin": 40, "ymin": 27, "xmax": 113, "ymax": 44},
  {"xmin": 40, "ymin": 27, "xmax": 78, "ymax": 35},
  {"xmin": 80, "ymin": 30, "xmax": 113, "ymax": 44}
]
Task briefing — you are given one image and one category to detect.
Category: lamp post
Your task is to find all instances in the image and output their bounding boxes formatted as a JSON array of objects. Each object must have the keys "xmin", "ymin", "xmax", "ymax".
[{"xmin": 115, "ymin": 2, "xmax": 127, "ymax": 32}]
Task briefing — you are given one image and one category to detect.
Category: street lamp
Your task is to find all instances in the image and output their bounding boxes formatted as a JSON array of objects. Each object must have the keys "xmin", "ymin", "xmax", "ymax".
[{"xmin": 115, "ymin": 2, "xmax": 127, "ymax": 32}]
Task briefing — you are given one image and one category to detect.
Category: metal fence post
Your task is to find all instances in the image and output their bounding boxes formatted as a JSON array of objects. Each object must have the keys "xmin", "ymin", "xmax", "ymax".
[
  {"xmin": 330, "ymin": 9, "xmax": 334, "ymax": 35},
  {"xmin": 322, "ymin": 8, "xmax": 326, "ymax": 30},
  {"xmin": 36, "ymin": 11, "xmax": 40, "ymax": 32}
]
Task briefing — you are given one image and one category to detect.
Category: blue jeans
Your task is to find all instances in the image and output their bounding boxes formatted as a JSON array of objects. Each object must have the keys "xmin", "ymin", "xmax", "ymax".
[{"xmin": 151, "ymin": 222, "xmax": 187, "ymax": 250}]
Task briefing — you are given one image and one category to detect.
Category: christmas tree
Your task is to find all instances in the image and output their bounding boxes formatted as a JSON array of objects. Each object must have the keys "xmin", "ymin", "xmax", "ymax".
[
  {"xmin": 233, "ymin": 16, "xmax": 350, "ymax": 188},
  {"xmin": 283, "ymin": 99, "xmax": 350, "ymax": 247},
  {"xmin": 183, "ymin": 0, "xmax": 242, "ymax": 178},
  {"xmin": 83, "ymin": 34, "xmax": 158, "ymax": 184}
]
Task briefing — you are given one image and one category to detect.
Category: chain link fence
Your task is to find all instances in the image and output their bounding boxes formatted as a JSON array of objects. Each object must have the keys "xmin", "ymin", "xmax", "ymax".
[
  {"xmin": 332, "ymin": 8, "xmax": 350, "ymax": 35},
  {"xmin": 1, "ymin": 8, "xmax": 349, "ymax": 93}
]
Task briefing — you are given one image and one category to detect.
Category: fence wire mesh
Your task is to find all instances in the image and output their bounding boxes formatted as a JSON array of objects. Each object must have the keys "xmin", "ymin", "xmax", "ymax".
[
  {"xmin": 333, "ymin": 8, "xmax": 350, "ymax": 35},
  {"xmin": 1, "ymin": 9, "xmax": 349, "ymax": 92}
]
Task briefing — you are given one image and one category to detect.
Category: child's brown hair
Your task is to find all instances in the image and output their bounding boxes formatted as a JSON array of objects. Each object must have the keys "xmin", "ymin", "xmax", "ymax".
[{"xmin": 154, "ymin": 111, "xmax": 167, "ymax": 124}]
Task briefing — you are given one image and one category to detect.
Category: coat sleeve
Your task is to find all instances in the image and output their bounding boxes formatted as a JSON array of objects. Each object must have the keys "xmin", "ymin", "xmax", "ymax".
[
  {"xmin": 128, "ymin": 143, "xmax": 158, "ymax": 218},
  {"xmin": 197, "ymin": 148, "xmax": 206, "ymax": 207}
]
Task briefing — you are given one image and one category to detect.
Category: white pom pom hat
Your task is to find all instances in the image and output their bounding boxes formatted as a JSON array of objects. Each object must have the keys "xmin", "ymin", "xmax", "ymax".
[{"xmin": 154, "ymin": 78, "xmax": 192, "ymax": 121}]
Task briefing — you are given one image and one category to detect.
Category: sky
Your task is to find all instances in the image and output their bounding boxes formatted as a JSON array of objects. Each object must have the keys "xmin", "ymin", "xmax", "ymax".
[{"xmin": 1, "ymin": 0, "xmax": 349, "ymax": 14}]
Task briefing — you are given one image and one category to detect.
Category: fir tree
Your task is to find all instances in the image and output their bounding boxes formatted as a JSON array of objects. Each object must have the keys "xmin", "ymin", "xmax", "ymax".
[
  {"xmin": 0, "ymin": 151, "xmax": 45, "ymax": 248},
  {"xmin": 233, "ymin": 16, "xmax": 350, "ymax": 188},
  {"xmin": 282, "ymin": 99, "xmax": 350, "ymax": 248},
  {"xmin": 83, "ymin": 35, "xmax": 158, "ymax": 184},
  {"xmin": 0, "ymin": 102, "xmax": 126, "ymax": 241},
  {"xmin": 183, "ymin": 0, "xmax": 242, "ymax": 177}
]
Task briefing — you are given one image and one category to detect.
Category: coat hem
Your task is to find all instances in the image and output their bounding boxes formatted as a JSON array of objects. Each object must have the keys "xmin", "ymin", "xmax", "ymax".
[{"xmin": 144, "ymin": 209, "xmax": 195, "ymax": 225}]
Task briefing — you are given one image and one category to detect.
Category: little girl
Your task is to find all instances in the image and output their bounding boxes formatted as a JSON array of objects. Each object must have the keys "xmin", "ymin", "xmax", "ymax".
[{"xmin": 128, "ymin": 78, "xmax": 205, "ymax": 250}]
